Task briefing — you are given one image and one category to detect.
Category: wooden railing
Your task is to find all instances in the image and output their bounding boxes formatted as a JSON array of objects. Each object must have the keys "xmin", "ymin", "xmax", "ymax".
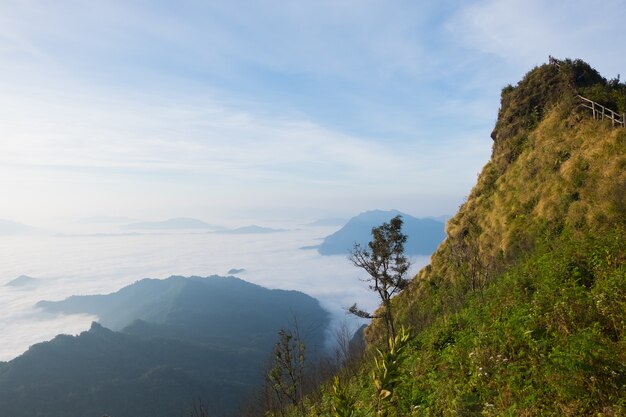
[{"xmin": 578, "ymin": 95, "xmax": 625, "ymax": 128}]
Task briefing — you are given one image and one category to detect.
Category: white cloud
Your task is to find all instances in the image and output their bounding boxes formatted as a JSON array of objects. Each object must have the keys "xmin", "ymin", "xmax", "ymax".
[
  {"xmin": 0, "ymin": 86, "xmax": 403, "ymax": 181},
  {"xmin": 448, "ymin": 0, "xmax": 626, "ymax": 78}
]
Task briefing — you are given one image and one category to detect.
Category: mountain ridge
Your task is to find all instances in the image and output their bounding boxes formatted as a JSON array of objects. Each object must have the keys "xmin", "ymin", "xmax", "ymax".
[{"xmin": 5, "ymin": 275, "xmax": 330, "ymax": 417}]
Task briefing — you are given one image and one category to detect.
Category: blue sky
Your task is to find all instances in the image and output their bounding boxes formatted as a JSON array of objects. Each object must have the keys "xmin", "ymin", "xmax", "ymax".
[{"xmin": 1, "ymin": 0, "xmax": 624, "ymax": 225}]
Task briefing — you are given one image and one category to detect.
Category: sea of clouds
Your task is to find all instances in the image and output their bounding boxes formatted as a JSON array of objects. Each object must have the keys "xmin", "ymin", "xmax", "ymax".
[{"xmin": 0, "ymin": 225, "xmax": 429, "ymax": 361}]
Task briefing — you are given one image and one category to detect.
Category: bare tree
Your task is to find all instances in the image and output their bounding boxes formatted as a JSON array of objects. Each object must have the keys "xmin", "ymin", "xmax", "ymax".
[
  {"xmin": 348, "ymin": 215, "xmax": 411, "ymax": 345},
  {"xmin": 332, "ymin": 321, "xmax": 365, "ymax": 378}
]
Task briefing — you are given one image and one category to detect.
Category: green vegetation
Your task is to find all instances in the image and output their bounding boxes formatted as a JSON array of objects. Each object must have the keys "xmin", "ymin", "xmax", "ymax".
[
  {"xmin": 371, "ymin": 328, "xmax": 410, "ymax": 417},
  {"xmin": 266, "ymin": 59, "xmax": 626, "ymax": 416},
  {"xmin": 267, "ymin": 327, "xmax": 307, "ymax": 416}
]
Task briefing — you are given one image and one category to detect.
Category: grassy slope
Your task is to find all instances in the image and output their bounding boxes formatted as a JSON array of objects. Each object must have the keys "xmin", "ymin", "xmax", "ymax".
[{"xmin": 288, "ymin": 60, "xmax": 626, "ymax": 416}]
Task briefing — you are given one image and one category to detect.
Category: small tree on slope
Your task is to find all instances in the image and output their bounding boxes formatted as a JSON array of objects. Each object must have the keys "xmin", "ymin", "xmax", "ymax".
[
  {"xmin": 267, "ymin": 327, "xmax": 306, "ymax": 416},
  {"xmin": 348, "ymin": 215, "xmax": 411, "ymax": 345}
]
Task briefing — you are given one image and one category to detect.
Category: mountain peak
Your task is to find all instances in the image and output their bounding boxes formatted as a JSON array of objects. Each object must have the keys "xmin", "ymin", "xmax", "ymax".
[{"xmin": 318, "ymin": 209, "xmax": 445, "ymax": 256}]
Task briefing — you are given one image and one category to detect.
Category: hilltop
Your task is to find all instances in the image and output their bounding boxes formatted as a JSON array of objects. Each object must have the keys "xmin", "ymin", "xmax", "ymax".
[
  {"xmin": 4, "ymin": 275, "xmax": 38, "ymax": 288},
  {"xmin": 274, "ymin": 59, "xmax": 626, "ymax": 416}
]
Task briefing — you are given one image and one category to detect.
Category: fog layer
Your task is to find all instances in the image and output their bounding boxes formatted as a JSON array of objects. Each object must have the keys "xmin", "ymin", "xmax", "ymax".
[{"xmin": 0, "ymin": 225, "xmax": 428, "ymax": 361}]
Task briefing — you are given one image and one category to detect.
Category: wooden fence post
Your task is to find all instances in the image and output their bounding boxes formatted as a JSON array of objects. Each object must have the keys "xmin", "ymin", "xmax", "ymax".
[{"xmin": 592, "ymin": 101, "xmax": 596, "ymax": 119}]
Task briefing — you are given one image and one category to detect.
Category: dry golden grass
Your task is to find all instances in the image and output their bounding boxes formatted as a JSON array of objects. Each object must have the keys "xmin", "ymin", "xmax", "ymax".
[{"xmin": 441, "ymin": 99, "xmax": 625, "ymax": 282}]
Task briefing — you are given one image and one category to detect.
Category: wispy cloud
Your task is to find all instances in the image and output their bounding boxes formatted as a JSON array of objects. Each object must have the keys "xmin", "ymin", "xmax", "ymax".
[
  {"xmin": 1, "ymin": 81, "xmax": 480, "ymax": 222},
  {"xmin": 448, "ymin": 0, "xmax": 626, "ymax": 79},
  {"xmin": 0, "ymin": 87, "xmax": 402, "ymax": 181}
]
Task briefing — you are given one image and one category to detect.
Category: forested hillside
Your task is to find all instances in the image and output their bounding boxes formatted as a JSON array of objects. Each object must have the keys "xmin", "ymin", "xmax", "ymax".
[
  {"xmin": 0, "ymin": 276, "xmax": 329, "ymax": 417},
  {"xmin": 276, "ymin": 59, "xmax": 626, "ymax": 416}
]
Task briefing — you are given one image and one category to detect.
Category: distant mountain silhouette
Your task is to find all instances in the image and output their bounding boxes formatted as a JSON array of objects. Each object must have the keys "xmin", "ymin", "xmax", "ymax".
[
  {"xmin": 4, "ymin": 275, "xmax": 37, "ymax": 287},
  {"xmin": 214, "ymin": 225, "xmax": 287, "ymax": 234},
  {"xmin": 0, "ymin": 219, "xmax": 32, "ymax": 235},
  {"xmin": 38, "ymin": 275, "xmax": 327, "ymax": 345},
  {"xmin": 306, "ymin": 217, "xmax": 348, "ymax": 227},
  {"xmin": 317, "ymin": 210, "xmax": 446, "ymax": 256},
  {"xmin": 300, "ymin": 244, "xmax": 321, "ymax": 250},
  {"xmin": 54, "ymin": 232, "xmax": 144, "ymax": 238},
  {"xmin": 77, "ymin": 215, "xmax": 140, "ymax": 224},
  {"xmin": 1, "ymin": 276, "xmax": 329, "ymax": 417},
  {"xmin": 427, "ymin": 214, "xmax": 452, "ymax": 224},
  {"xmin": 121, "ymin": 217, "xmax": 223, "ymax": 230}
]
